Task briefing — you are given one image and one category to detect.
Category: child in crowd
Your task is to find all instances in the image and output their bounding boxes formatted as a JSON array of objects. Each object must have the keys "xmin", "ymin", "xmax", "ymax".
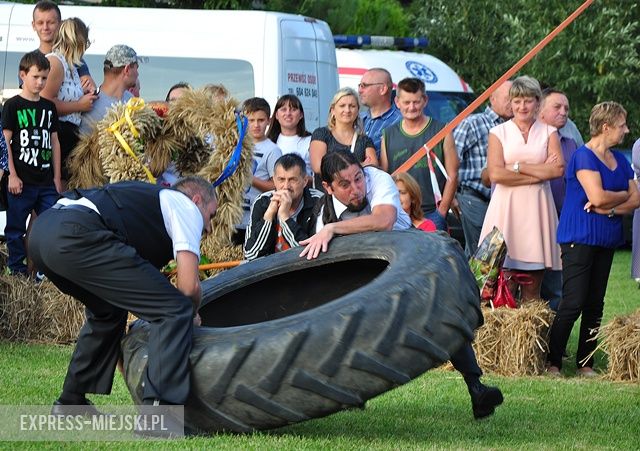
[
  {"xmin": 1, "ymin": 50, "xmax": 61, "ymax": 276},
  {"xmin": 236, "ymin": 97, "xmax": 283, "ymax": 243}
]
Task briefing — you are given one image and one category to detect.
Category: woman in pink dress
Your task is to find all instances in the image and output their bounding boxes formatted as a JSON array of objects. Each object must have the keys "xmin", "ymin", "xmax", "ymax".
[{"xmin": 480, "ymin": 76, "xmax": 564, "ymax": 301}]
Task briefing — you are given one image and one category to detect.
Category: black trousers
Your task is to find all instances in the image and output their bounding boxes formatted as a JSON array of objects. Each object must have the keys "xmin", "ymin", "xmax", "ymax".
[
  {"xmin": 548, "ymin": 243, "xmax": 614, "ymax": 369},
  {"xmin": 29, "ymin": 207, "xmax": 193, "ymax": 404},
  {"xmin": 57, "ymin": 121, "xmax": 80, "ymax": 181},
  {"xmin": 451, "ymin": 342, "xmax": 482, "ymax": 380}
]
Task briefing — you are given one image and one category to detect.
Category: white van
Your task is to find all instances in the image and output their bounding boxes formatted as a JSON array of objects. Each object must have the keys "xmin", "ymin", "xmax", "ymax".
[
  {"xmin": 336, "ymin": 47, "xmax": 474, "ymax": 125},
  {"xmin": 0, "ymin": 2, "xmax": 338, "ymax": 130}
]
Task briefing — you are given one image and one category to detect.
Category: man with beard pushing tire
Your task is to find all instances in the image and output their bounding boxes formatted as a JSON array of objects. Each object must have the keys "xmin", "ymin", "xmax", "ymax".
[{"xmin": 301, "ymin": 150, "xmax": 503, "ymax": 420}]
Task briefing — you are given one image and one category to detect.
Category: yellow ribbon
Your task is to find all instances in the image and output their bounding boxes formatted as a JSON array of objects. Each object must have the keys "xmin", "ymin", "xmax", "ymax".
[{"xmin": 106, "ymin": 97, "xmax": 156, "ymax": 184}]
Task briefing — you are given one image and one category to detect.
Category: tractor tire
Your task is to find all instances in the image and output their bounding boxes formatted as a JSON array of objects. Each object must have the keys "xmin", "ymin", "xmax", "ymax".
[{"xmin": 121, "ymin": 229, "xmax": 481, "ymax": 434}]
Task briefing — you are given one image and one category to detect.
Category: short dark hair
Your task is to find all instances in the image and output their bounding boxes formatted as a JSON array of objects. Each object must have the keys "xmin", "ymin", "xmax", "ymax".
[
  {"xmin": 165, "ymin": 82, "xmax": 191, "ymax": 101},
  {"xmin": 33, "ymin": 1, "xmax": 61, "ymax": 21},
  {"xmin": 243, "ymin": 97, "xmax": 271, "ymax": 116},
  {"xmin": 541, "ymin": 87, "xmax": 567, "ymax": 100},
  {"xmin": 173, "ymin": 176, "xmax": 217, "ymax": 204},
  {"xmin": 397, "ymin": 77, "xmax": 425, "ymax": 95},
  {"xmin": 19, "ymin": 50, "xmax": 50, "ymax": 73},
  {"xmin": 320, "ymin": 150, "xmax": 361, "ymax": 185},
  {"xmin": 274, "ymin": 153, "xmax": 306, "ymax": 176}
]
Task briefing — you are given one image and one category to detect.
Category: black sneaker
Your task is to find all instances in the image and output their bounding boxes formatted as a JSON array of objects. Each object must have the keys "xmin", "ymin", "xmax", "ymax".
[{"xmin": 468, "ymin": 382, "xmax": 504, "ymax": 419}]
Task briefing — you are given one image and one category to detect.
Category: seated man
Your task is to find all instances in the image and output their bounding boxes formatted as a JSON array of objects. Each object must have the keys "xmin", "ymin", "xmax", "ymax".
[
  {"xmin": 301, "ymin": 150, "xmax": 503, "ymax": 420},
  {"xmin": 244, "ymin": 153, "xmax": 323, "ymax": 260}
]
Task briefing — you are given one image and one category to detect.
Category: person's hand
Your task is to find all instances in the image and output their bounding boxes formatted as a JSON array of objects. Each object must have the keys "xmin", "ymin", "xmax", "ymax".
[
  {"xmin": 451, "ymin": 197, "xmax": 461, "ymax": 219},
  {"xmin": 277, "ymin": 190, "xmax": 292, "ymax": 221},
  {"xmin": 80, "ymin": 75, "xmax": 97, "ymax": 94},
  {"xmin": 78, "ymin": 92, "xmax": 98, "ymax": 112},
  {"xmin": 299, "ymin": 224, "xmax": 335, "ymax": 260},
  {"xmin": 545, "ymin": 153, "xmax": 559, "ymax": 164},
  {"xmin": 263, "ymin": 195, "xmax": 280, "ymax": 221},
  {"xmin": 8, "ymin": 173, "xmax": 22, "ymax": 195},
  {"xmin": 193, "ymin": 312, "xmax": 202, "ymax": 327}
]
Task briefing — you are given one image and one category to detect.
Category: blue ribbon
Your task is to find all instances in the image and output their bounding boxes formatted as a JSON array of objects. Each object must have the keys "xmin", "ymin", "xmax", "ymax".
[{"xmin": 212, "ymin": 113, "xmax": 248, "ymax": 188}]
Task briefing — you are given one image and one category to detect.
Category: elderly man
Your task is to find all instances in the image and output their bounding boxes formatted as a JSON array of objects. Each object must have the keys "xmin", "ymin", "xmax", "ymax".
[
  {"xmin": 359, "ymin": 68, "xmax": 402, "ymax": 158},
  {"xmin": 244, "ymin": 153, "xmax": 323, "ymax": 260},
  {"xmin": 79, "ymin": 45, "xmax": 140, "ymax": 135},
  {"xmin": 301, "ymin": 150, "xmax": 503, "ymax": 420},
  {"xmin": 29, "ymin": 177, "xmax": 217, "ymax": 412},
  {"xmin": 538, "ymin": 88, "xmax": 580, "ymax": 310},
  {"xmin": 453, "ymin": 80, "xmax": 513, "ymax": 256}
]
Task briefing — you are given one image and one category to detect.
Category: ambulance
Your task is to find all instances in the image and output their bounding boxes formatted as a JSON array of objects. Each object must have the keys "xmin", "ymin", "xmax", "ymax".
[
  {"xmin": 335, "ymin": 36, "xmax": 474, "ymax": 125},
  {"xmin": 0, "ymin": 1, "xmax": 339, "ymax": 130}
]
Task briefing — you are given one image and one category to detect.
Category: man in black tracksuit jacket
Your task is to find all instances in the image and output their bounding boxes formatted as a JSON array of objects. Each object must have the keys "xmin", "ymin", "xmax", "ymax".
[{"xmin": 244, "ymin": 153, "xmax": 323, "ymax": 260}]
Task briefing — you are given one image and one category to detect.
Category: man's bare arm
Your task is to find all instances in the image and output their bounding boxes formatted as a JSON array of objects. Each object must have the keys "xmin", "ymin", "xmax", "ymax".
[{"xmin": 176, "ymin": 250, "xmax": 201, "ymax": 314}]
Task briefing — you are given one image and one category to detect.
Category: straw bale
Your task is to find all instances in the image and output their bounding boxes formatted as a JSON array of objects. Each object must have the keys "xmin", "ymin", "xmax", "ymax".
[
  {"xmin": 0, "ymin": 274, "xmax": 84, "ymax": 344},
  {"xmin": 593, "ymin": 310, "xmax": 640, "ymax": 382},
  {"xmin": 466, "ymin": 301, "xmax": 555, "ymax": 376}
]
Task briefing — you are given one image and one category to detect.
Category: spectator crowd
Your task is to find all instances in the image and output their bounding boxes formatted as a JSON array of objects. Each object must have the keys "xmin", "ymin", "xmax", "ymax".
[{"xmin": 1, "ymin": 0, "xmax": 639, "ymax": 422}]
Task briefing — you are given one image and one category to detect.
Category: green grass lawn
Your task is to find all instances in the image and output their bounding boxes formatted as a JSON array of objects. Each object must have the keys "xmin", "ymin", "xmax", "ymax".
[{"xmin": 1, "ymin": 251, "xmax": 639, "ymax": 449}]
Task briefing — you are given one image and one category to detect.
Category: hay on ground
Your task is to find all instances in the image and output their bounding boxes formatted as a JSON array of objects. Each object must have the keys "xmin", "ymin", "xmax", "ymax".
[
  {"xmin": 592, "ymin": 310, "xmax": 640, "ymax": 382},
  {"xmin": 468, "ymin": 301, "xmax": 555, "ymax": 376},
  {"xmin": 0, "ymin": 274, "xmax": 84, "ymax": 344}
]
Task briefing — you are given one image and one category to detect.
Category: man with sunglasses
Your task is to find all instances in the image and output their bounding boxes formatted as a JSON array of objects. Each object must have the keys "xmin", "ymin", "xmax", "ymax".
[{"xmin": 358, "ymin": 68, "xmax": 402, "ymax": 159}]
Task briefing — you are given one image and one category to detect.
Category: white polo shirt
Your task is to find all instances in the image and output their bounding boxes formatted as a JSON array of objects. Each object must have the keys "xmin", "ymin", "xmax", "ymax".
[{"xmin": 316, "ymin": 166, "xmax": 412, "ymax": 232}]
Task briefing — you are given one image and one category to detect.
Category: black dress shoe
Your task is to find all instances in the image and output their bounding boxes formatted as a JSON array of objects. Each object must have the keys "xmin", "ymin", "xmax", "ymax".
[
  {"xmin": 469, "ymin": 382, "xmax": 504, "ymax": 419},
  {"xmin": 51, "ymin": 398, "xmax": 103, "ymax": 417}
]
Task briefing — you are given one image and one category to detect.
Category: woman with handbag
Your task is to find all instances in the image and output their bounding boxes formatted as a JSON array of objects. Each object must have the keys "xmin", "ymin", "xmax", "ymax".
[
  {"xmin": 547, "ymin": 102, "xmax": 639, "ymax": 377},
  {"xmin": 479, "ymin": 76, "xmax": 564, "ymax": 302}
]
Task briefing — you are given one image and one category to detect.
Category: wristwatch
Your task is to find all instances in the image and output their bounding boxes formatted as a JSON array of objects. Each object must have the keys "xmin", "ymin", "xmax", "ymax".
[
  {"xmin": 608, "ymin": 208, "xmax": 615, "ymax": 218},
  {"xmin": 513, "ymin": 161, "xmax": 520, "ymax": 174}
]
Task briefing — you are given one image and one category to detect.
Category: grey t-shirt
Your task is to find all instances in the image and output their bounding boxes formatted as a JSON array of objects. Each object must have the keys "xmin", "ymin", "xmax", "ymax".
[{"xmin": 79, "ymin": 90, "xmax": 134, "ymax": 135}]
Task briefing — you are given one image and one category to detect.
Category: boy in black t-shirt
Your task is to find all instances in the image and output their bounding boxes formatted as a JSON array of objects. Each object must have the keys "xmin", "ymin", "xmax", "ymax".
[{"xmin": 2, "ymin": 50, "xmax": 61, "ymax": 276}]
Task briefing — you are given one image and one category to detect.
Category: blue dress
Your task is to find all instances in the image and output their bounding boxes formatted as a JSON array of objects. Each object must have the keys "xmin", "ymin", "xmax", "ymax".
[{"xmin": 557, "ymin": 145, "xmax": 634, "ymax": 248}]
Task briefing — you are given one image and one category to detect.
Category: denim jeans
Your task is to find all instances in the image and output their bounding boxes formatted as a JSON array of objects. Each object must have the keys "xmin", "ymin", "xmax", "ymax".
[{"xmin": 6, "ymin": 183, "xmax": 58, "ymax": 273}]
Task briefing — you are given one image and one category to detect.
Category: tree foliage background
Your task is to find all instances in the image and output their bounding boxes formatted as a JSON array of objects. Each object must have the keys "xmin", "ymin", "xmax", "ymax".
[
  {"xmin": 415, "ymin": 0, "xmax": 640, "ymax": 146},
  {"xmin": 26, "ymin": 0, "xmax": 640, "ymax": 145}
]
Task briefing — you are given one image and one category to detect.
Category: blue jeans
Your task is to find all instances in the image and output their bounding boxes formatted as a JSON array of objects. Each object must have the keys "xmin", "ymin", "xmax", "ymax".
[
  {"xmin": 541, "ymin": 269, "xmax": 562, "ymax": 311},
  {"xmin": 456, "ymin": 190, "xmax": 489, "ymax": 258},
  {"xmin": 6, "ymin": 183, "xmax": 58, "ymax": 274},
  {"xmin": 425, "ymin": 209, "xmax": 448, "ymax": 232}
]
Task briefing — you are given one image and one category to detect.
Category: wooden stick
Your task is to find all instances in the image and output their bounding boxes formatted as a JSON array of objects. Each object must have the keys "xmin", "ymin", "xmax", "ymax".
[{"xmin": 392, "ymin": 0, "xmax": 595, "ymax": 175}]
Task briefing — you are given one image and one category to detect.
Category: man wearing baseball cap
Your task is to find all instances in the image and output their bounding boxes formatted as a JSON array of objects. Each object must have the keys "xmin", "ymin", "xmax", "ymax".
[{"xmin": 79, "ymin": 44, "xmax": 140, "ymax": 135}]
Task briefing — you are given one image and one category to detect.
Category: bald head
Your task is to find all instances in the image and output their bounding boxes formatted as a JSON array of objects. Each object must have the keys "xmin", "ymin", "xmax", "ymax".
[
  {"xmin": 358, "ymin": 68, "xmax": 393, "ymax": 113},
  {"xmin": 490, "ymin": 81, "xmax": 513, "ymax": 120}
]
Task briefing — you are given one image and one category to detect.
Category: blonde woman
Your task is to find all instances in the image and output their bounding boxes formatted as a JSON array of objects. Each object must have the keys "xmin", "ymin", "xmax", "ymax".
[
  {"xmin": 310, "ymin": 87, "xmax": 378, "ymax": 179},
  {"xmin": 479, "ymin": 75, "xmax": 564, "ymax": 301},
  {"xmin": 41, "ymin": 17, "xmax": 97, "ymax": 182}
]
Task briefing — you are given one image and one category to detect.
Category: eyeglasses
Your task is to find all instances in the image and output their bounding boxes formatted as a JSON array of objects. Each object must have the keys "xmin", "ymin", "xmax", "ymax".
[{"xmin": 358, "ymin": 82, "xmax": 385, "ymax": 89}]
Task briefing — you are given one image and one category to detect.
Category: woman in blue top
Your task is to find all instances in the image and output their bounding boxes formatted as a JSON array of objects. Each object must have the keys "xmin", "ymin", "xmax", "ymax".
[{"xmin": 548, "ymin": 102, "xmax": 639, "ymax": 377}]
